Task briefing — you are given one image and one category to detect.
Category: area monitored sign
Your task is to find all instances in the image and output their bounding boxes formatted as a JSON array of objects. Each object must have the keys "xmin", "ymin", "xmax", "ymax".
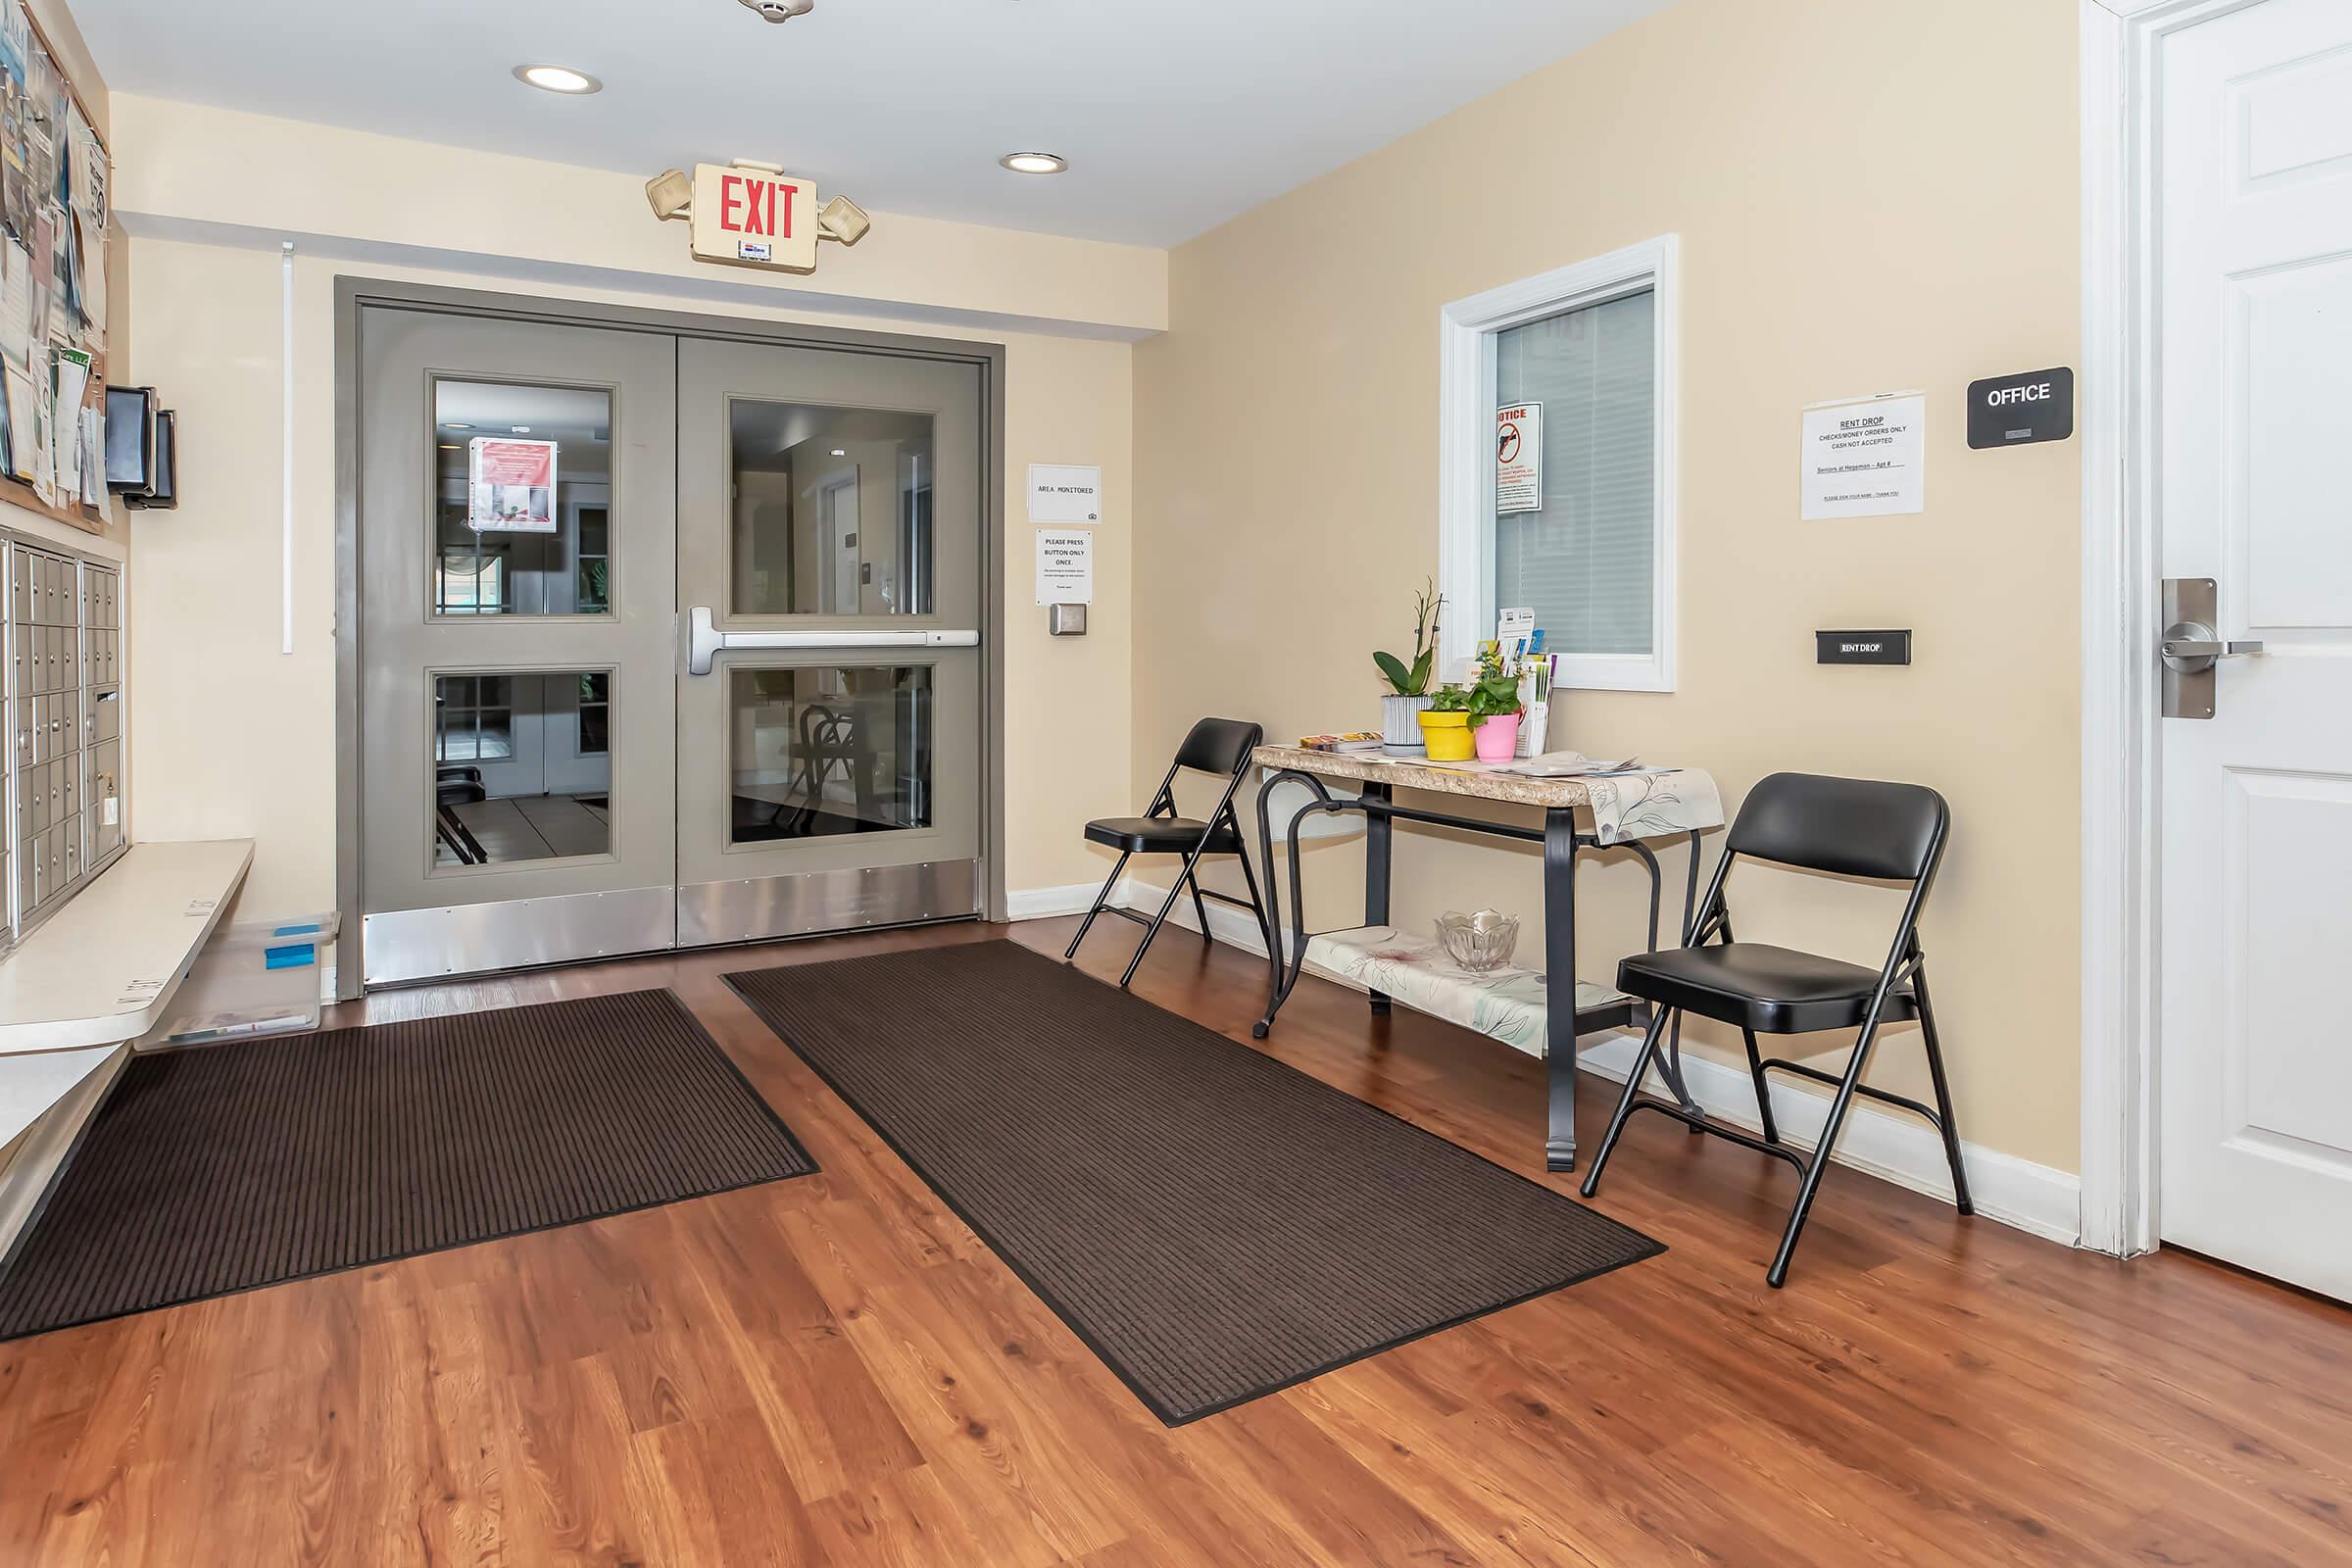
[
  {"xmin": 1966, "ymin": 367, "xmax": 2075, "ymax": 449},
  {"xmin": 691, "ymin": 163, "xmax": 818, "ymax": 272}
]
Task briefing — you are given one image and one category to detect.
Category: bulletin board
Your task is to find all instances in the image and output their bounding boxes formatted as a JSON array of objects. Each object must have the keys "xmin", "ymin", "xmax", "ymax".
[{"xmin": 0, "ymin": 0, "xmax": 110, "ymax": 535}]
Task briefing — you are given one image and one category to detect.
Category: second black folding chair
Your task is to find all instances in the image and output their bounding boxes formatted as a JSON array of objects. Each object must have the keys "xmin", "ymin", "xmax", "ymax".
[
  {"xmin": 1580, "ymin": 772, "xmax": 1973, "ymax": 1288},
  {"xmin": 1066, "ymin": 717, "xmax": 1273, "ymax": 988}
]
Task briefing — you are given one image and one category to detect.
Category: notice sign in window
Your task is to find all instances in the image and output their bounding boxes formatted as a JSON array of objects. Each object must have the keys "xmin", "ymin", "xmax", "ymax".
[
  {"xmin": 468, "ymin": 438, "xmax": 558, "ymax": 533},
  {"xmin": 1495, "ymin": 403, "xmax": 1543, "ymax": 514},
  {"xmin": 1801, "ymin": 393, "xmax": 1925, "ymax": 520}
]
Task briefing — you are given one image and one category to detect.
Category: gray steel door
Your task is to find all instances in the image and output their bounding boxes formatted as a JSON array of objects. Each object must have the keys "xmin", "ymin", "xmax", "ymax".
[
  {"xmin": 673, "ymin": 336, "xmax": 984, "ymax": 944},
  {"xmin": 358, "ymin": 307, "xmax": 678, "ymax": 983}
]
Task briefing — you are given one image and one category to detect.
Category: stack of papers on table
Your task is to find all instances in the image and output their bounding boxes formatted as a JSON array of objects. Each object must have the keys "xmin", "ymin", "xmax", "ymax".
[{"xmin": 1504, "ymin": 753, "xmax": 1651, "ymax": 778}]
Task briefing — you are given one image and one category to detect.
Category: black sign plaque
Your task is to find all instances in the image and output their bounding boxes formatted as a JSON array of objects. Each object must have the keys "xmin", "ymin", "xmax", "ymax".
[
  {"xmin": 1816, "ymin": 630, "xmax": 1911, "ymax": 666},
  {"xmin": 1967, "ymin": 367, "xmax": 2075, "ymax": 449}
]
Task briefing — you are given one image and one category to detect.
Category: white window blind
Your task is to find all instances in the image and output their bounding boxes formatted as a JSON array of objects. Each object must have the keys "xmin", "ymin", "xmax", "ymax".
[{"xmin": 1493, "ymin": 287, "xmax": 1656, "ymax": 659}]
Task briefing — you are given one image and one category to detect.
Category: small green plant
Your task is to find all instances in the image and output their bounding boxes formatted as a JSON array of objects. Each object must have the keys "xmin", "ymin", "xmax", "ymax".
[
  {"xmin": 1425, "ymin": 683, "xmax": 1473, "ymax": 712},
  {"xmin": 1466, "ymin": 645, "xmax": 1524, "ymax": 725},
  {"xmin": 1373, "ymin": 580, "xmax": 1446, "ymax": 696}
]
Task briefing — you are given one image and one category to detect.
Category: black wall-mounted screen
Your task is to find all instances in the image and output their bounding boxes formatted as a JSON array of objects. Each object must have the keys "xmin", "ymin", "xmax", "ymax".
[
  {"xmin": 130, "ymin": 410, "xmax": 178, "ymax": 512},
  {"xmin": 105, "ymin": 384, "xmax": 158, "ymax": 494}
]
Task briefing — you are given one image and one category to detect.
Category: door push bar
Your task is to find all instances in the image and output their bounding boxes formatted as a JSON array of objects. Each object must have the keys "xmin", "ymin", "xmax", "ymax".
[{"xmin": 685, "ymin": 606, "xmax": 981, "ymax": 675}]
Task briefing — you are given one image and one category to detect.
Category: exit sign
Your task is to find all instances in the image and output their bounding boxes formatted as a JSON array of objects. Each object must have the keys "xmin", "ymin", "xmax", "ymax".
[{"xmin": 690, "ymin": 163, "xmax": 818, "ymax": 273}]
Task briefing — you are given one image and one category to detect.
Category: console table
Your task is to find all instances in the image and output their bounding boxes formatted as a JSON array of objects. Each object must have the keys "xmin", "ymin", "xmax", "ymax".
[{"xmin": 1251, "ymin": 746, "xmax": 1707, "ymax": 1172}]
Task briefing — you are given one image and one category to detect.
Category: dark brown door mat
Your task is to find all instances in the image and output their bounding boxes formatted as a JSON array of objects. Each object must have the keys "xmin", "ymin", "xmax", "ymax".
[
  {"xmin": 0, "ymin": 990, "xmax": 816, "ymax": 1342},
  {"xmin": 724, "ymin": 941, "xmax": 1660, "ymax": 1426}
]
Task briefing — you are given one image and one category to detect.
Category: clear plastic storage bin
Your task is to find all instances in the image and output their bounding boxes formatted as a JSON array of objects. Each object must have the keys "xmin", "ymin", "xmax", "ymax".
[{"xmin": 141, "ymin": 911, "xmax": 340, "ymax": 1048}]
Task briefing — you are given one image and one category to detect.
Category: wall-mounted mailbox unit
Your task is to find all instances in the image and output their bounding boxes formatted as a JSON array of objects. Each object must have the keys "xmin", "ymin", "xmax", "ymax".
[{"xmin": 4, "ymin": 539, "xmax": 125, "ymax": 942}]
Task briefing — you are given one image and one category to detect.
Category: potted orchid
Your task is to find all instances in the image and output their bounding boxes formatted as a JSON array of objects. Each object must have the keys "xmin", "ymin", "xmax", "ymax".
[{"xmin": 1372, "ymin": 580, "xmax": 1445, "ymax": 750}]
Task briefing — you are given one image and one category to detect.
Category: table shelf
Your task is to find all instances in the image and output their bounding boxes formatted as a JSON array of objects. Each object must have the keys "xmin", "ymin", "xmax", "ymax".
[{"xmin": 1304, "ymin": 926, "xmax": 1634, "ymax": 1056}]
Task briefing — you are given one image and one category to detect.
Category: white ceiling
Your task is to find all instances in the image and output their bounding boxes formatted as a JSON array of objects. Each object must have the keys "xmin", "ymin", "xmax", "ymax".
[{"xmin": 74, "ymin": 0, "xmax": 1671, "ymax": 248}]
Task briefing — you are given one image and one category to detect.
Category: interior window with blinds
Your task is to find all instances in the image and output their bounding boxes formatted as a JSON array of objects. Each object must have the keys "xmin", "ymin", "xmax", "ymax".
[{"xmin": 1494, "ymin": 287, "xmax": 1656, "ymax": 660}]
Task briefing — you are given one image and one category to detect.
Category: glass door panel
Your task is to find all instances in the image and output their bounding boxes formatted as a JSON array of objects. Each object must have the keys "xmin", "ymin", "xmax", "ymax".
[{"xmin": 728, "ymin": 664, "xmax": 934, "ymax": 844}]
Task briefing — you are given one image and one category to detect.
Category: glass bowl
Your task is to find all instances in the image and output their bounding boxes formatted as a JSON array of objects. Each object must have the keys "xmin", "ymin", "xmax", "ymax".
[{"xmin": 1434, "ymin": 909, "xmax": 1520, "ymax": 972}]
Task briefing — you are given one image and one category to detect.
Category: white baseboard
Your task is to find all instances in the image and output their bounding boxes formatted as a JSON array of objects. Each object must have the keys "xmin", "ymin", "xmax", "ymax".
[
  {"xmin": 1574, "ymin": 1034, "xmax": 2082, "ymax": 1246},
  {"xmin": 1005, "ymin": 878, "xmax": 1148, "ymax": 921},
  {"xmin": 1109, "ymin": 881, "xmax": 2082, "ymax": 1248}
]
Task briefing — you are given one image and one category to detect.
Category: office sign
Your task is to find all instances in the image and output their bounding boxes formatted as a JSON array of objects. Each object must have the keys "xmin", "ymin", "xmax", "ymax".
[
  {"xmin": 1496, "ymin": 402, "xmax": 1543, "ymax": 514},
  {"xmin": 1967, "ymin": 367, "xmax": 2075, "ymax": 449},
  {"xmin": 1801, "ymin": 392, "xmax": 1926, "ymax": 520},
  {"xmin": 468, "ymin": 437, "xmax": 558, "ymax": 533},
  {"xmin": 690, "ymin": 163, "xmax": 818, "ymax": 272}
]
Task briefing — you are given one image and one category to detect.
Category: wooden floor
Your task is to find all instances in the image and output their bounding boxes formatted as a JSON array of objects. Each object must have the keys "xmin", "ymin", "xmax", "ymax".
[{"xmin": 3, "ymin": 919, "xmax": 2348, "ymax": 1566}]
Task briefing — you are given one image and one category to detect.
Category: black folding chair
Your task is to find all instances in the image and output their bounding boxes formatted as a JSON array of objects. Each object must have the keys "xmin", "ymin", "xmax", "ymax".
[
  {"xmin": 1580, "ymin": 772, "xmax": 1971, "ymax": 1287},
  {"xmin": 1065, "ymin": 717, "xmax": 1274, "ymax": 989}
]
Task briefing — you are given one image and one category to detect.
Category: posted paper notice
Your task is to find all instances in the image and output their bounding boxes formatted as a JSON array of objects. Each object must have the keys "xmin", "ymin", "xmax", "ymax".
[
  {"xmin": 1802, "ymin": 392, "xmax": 1926, "ymax": 520},
  {"xmin": 469, "ymin": 437, "xmax": 559, "ymax": 532},
  {"xmin": 1028, "ymin": 463, "xmax": 1102, "ymax": 524},
  {"xmin": 1035, "ymin": 528, "xmax": 1094, "ymax": 605},
  {"xmin": 1495, "ymin": 403, "xmax": 1543, "ymax": 514}
]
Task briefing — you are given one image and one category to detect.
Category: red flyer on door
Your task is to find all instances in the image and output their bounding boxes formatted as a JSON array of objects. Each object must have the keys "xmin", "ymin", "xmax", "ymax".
[{"xmin": 468, "ymin": 437, "xmax": 559, "ymax": 533}]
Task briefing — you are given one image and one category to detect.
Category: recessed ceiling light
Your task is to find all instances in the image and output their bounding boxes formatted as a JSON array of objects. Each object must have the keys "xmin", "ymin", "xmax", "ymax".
[
  {"xmin": 444, "ymin": 422, "xmax": 473, "ymax": 431},
  {"xmin": 514, "ymin": 64, "xmax": 602, "ymax": 95},
  {"xmin": 999, "ymin": 151, "xmax": 1068, "ymax": 175},
  {"xmin": 830, "ymin": 449, "xmax": 847, "ymax": 457},
  {"xmin": 511, "ymin": 426, "xmax": 533, "ymax": 434}
]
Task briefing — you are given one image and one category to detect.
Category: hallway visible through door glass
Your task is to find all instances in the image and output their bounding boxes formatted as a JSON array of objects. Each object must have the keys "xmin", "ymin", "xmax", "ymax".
[
  {"xmin": 728, "ymin": 400, "xmax": 934, "ymax": 616},
  {"xmin": 432, "ymin": 380, "xmax": 615, "ymax": 617},
  {"xmin": 433, "ymin": 668, "xmax": 614, "ymax": 866},
  {"xmin": 728, "ymin": 665, "xmax": 933, "ymax": 844}
]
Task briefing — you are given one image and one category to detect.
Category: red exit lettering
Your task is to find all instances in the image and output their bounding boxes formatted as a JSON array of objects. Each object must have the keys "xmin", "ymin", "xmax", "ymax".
[{"xmin": 717, "ymin": 174, "xmax": 801, "ymax": 238}]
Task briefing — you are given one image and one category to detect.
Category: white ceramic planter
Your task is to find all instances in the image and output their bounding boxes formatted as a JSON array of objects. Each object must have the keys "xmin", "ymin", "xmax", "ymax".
[{"xmin": 1381, "ymin": 692, "xmax": 1434, "ymax": 749}]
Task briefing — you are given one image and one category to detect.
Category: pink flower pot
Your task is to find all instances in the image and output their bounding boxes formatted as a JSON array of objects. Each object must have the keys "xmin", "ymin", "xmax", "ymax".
[{"xmin": 1473, "ymin": 711, "xmax": 1521, "ymax": 761}]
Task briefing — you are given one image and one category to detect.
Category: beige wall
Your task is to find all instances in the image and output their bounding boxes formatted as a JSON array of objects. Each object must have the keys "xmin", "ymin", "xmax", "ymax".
[
  {"xmin": 1134, "ymin": 0, "xmax": 2083, "ymax": 1173},
  {"xmin": 118, "ymin": 119, "xmax": 1137, "ymax": 939},
  {"xmin": 111, "ymin": 96, "xmax": 1164, "ymax": 342}
]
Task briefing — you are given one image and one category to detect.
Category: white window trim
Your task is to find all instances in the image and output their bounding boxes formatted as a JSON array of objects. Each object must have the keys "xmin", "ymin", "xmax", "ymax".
[{"xmin": 1438, "ymin": 234, "xmax": 1679, "ymax": 692}]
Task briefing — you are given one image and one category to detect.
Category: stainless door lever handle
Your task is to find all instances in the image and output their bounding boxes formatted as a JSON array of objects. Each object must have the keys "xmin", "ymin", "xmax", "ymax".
[
  {"xmin": 2159, "ymin": 639, "xmax": 2263, "ymax": 660},
  {"xmin": 2159, "ymin": 616, "xmax": 2263, "ymax": 677}
]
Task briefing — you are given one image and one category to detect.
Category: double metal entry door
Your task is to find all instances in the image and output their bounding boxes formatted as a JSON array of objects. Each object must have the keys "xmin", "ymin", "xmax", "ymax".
[{"xmin": 358, "ymin": 307, "xmax": 985, "ymax": 986}]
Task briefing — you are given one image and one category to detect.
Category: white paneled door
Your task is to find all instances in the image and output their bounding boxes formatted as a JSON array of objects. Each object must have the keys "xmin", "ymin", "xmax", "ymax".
[{"xmin": 2157, "ymin": 0, "xmax": 2352, "ymax": 1301}]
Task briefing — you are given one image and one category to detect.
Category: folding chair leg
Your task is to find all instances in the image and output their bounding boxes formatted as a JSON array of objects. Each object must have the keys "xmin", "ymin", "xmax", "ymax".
[
  {"xmin": 1185, "ymin": 868, "xmax": 1213, "ymax": 946},
  {"xmin": 1579, "ymin": 1006, "xmax": 1674, "ymax": 1200},
  {"xmin": 1740, "ymin": 1027, "xmax": 1781, "ymax": 1145},
  {"xmin": 1118, "ymin": 872, "xmax": 1193, "ymax": 989},
  {"xmin": 1766, "ymin": 1020, "xmax": 1884, "ymax": 1288},
  {"xmin": 1063, "ymin": 852, "xmax": 1132, "ymax": 960},
  {"xmin": 1233, "ymin": 842, "xmax": 1274, "ymax": 960},
  {"xmin": 1911, "ymin": 965, "xmax": 1974, "ymax": 1215}
]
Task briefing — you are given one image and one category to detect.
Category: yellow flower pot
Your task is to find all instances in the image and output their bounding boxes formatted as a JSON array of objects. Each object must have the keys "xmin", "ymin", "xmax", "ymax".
[{"xmin": 1417, "ymin": 709, "xmax": 1475, "ymax": 761}]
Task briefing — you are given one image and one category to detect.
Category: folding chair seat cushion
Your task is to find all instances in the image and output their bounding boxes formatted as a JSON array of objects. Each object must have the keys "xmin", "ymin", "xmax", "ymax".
[
  {"xmin": 1084, "ymin": 815, "xmax": 1246, "ymax": 855},
  {"xmin": 1617, "ymin": 942, "xmax": 1919, "ymax": 1034}
]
